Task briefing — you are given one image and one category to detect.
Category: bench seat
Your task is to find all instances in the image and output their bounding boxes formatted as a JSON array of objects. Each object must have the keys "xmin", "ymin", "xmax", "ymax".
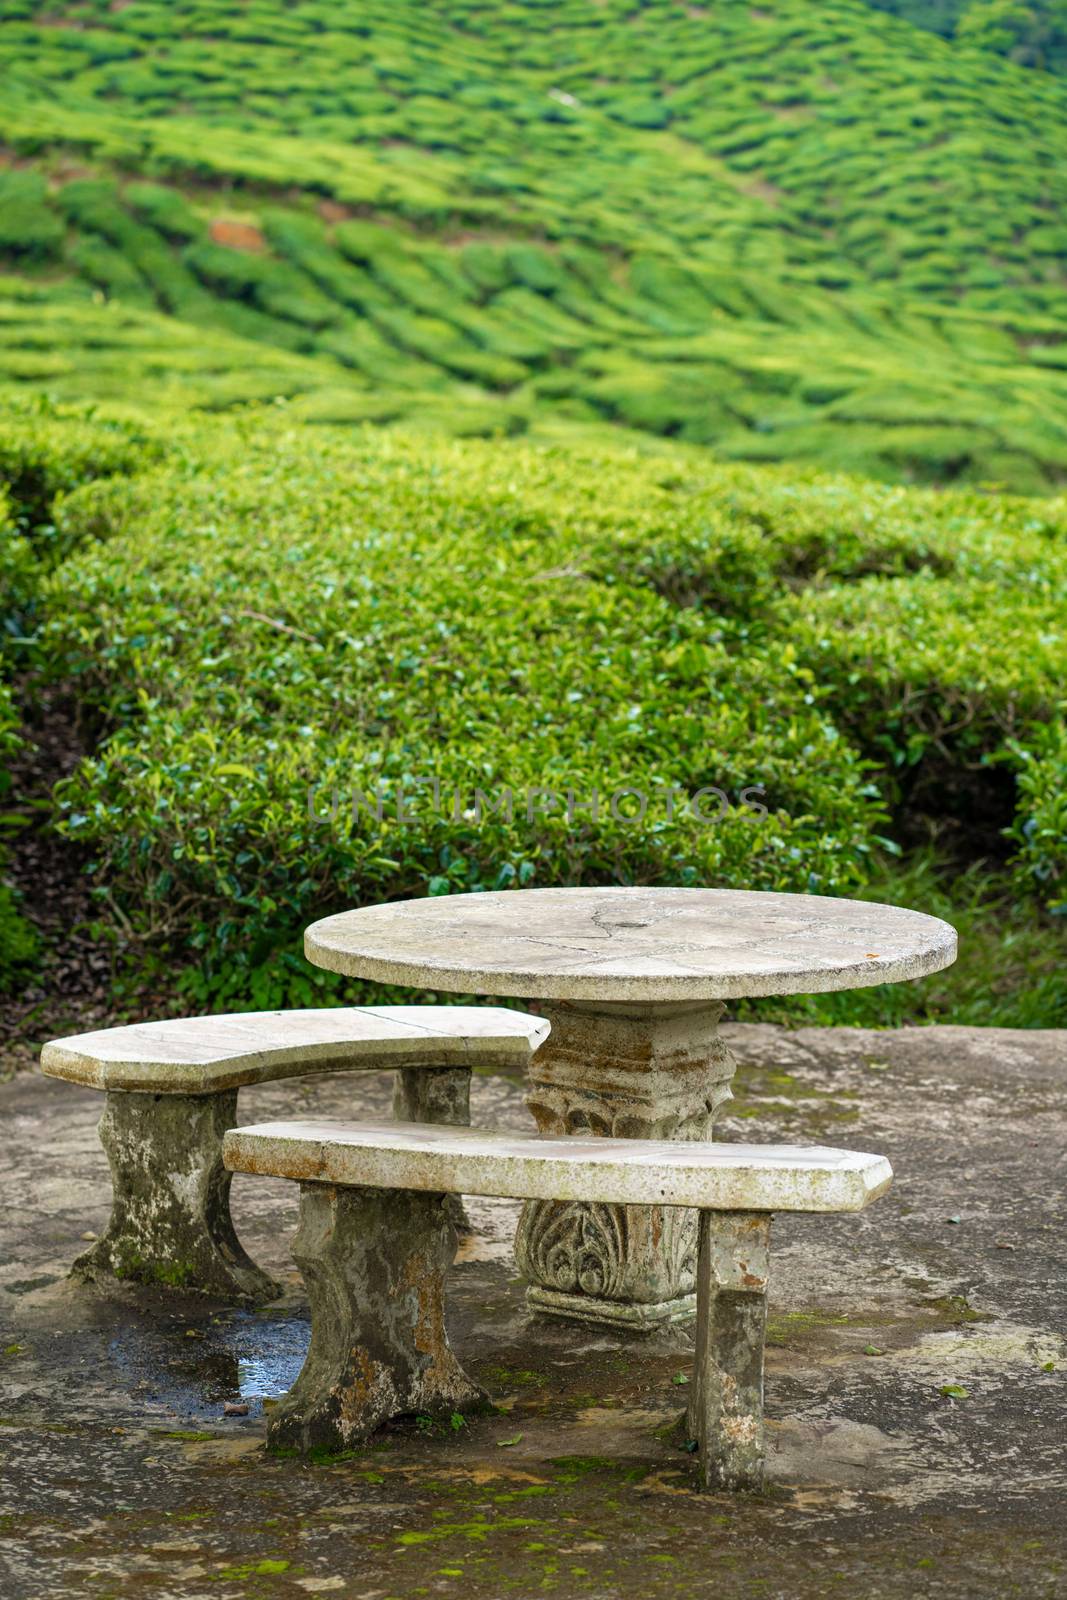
[
  {"xmin": 42, "ymin": 1006, "xmax": 547, "ymax": 1301},
  {"xmin": 41, "ymin": 1005, "xmax": 548, "ymax": 1093},
  {"xmin": 224, "ymin": 1117, "xmax": 892, "ymax": 1490},
  {"xmin": 225, "ymin": 1118, "xmax": 891, "ymax": 1211}
]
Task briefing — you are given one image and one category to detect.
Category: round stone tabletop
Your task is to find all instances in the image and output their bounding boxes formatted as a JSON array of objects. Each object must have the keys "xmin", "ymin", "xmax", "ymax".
[{"xmin": 304, "ymin": 886, "xmax": 956, "ymax": 1004}]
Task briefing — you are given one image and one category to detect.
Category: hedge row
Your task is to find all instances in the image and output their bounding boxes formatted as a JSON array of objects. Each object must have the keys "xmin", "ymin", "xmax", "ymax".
[
  {"xmin": 30, "ymin": 413, "xmax": 1063, "ymax": 1015},
  {"xmin": 4, "ymin": 0, "xmax": 1067, "ymax": 315},
  {"xmin": 0, "ymin": 398, "xmax": 166, "ymax": 988},
  {"xmin": 0, "ymin": 675, "xmax": 36, "ymax": 984},
  {"xmin": 0, "ymin": 395, "xmax": 161, "ymax": 643},
  {"xmin": 39, "ymin": 420, "xmax": 878, "ymax": 1004},
  {"xmin": 4, "ymin": 173, "xmax": 1067, "ymax": 489}
]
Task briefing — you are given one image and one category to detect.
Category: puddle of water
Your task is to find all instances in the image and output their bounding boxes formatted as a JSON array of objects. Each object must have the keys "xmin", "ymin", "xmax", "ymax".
[
  {"xmin": 227, "ymin": 1313, "xmax": 307, "ymax": 1401},
  {"xmin": 237, "ymin": 1354, "xmax": 294, "ymax": 1399},
  {"xmin": 107, "ymin": 1310, "xmax": 308, "ymax": 1410}
]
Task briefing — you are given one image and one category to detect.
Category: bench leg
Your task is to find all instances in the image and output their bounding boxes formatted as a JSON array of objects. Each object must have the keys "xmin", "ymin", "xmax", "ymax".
[
  {"xmin": 392, "ymin": 1064, "xmax": 470, "ymax": 1126},
  {"xmin": 75, "ymin": 1090, "xmax": 279, "ymax": 1301},
  {"xmin": 687, "ymin": 1211, "xmax": 771, "ymax": 1492},
  {"xmin": 268, "ymin": 1182, "xmax": 485, "ymax": 1456},
  {"xmin": 392, "ymin": 1066, "xmax": 472, "ymax": 1231}
]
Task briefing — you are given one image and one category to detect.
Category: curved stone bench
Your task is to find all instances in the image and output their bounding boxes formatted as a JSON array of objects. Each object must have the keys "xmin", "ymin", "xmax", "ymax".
[
  {"xmin": 224, "ymin": 1117, "xmax": 892, "ymax": 1490},
  {"xmin": 41, "ymin": 1006, "xmax": 548, "ymax": 1301}
]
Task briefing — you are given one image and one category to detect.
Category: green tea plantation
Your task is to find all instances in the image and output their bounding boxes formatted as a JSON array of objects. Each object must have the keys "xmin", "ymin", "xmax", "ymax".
[
  {"xmin": 0, "ymin": 0, "xmax": 1064, "ymax": 1030},
  {"xmin": 1, "ymin": 400, "xmax": 1062, "ymax": 1025},
  {"xmin": 4, "ymin": 0, "xmax": 1067, "ymax": 487}
]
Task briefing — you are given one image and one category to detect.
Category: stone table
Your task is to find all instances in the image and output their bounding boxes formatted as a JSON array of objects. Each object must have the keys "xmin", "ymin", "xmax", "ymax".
[{"xmin": 304, "ymin": 886, "xmax": 956, "ymax": 1328}]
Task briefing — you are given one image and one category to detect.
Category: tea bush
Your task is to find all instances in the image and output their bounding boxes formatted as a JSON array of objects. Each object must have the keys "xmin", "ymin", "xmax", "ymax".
[
  {"xmin": 3, "ymin": 1, "xmax": 1067, "ymax": 487},
  {"xmin": 0, "ymin": 398, "xmax": 165, "ymax": 987},
  {"xmin": 0, "ymin": 172, "xmax": 63, "ymax": 265},
  {"xmin": 6, "ymin": 0, "xmax": 1067, "ymax": 318},
  {"xmin": 0, "ymin": 678, "xmax": 37, "ymax": 990},
  {"xmin": 0, "ymin": 0, "xmax": 1065, "ymax": 1020},
  {"xmin": 1009, "ymin": 721, "xmax": 1067, "ymax": 910},
  {"xmin": 42, "ymin": 422, "xmax": 877, "ymax": 1001},
  {"xmin": 0, "ymin": 396, "xmax": 161, "ymax": 588},
  {"xmin": 22, "ymin": 411, "xmax": 1061, "ymax": 1014}
]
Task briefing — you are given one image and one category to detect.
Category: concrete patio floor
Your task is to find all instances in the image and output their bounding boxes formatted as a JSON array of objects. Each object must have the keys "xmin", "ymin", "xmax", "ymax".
[{"xmin": 1, "ymin": 1022, "xmax": 1064, "ymax": 1599}]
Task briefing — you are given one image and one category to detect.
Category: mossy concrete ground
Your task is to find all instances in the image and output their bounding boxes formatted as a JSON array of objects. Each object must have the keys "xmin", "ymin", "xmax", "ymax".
[{"xmin": 1, "ymin": 1022, "xmax": 1064, "ymax": 1598}]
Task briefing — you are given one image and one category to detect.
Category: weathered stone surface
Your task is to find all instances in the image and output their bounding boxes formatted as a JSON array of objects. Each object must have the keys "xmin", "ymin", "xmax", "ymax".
[
  {"xmin": 75, "ymin": 1089, "xmax": 278, "ymax": 1301},
  {"xmin": 42, "ymin": 1006, "xmax": 547, "ymax": 1297},
  {"xmin": 267, "ymin": 1182, "xmax": 485, "ymax": 1456},
  {"xmin": 305, "ymin": 891, "xmax": 946, "ymax": 1327},
  {"xmin": 304, "ymin": 885, "xmax": 956, "ymax": 1002},
  {"xmin": 521, "ymin": 999, "xmax": 736, "ymax": 1140},
  {"xmin": 41, "ymin": 1004, "xmax": 549, "ymax": 1093},
  {"xmin": 687, "ymin": 1211, "xmax": 771, "ymax": 1491},
  {"xmin": 391, "ymin": 1063, "xmax": 471, "ymax": 1127},
  {"xmin": 4, "ymin": 1022, "xmax": 1065, "ymax": 1599},
  {"xmin": 392, "ymin": 1064, "xmax": 472, "ymax": 1232},
  {"xmin": 229, "ymin": 1111, "xmax": 883, "ymax": 1469},
  {"xmin": 223, "ymin": 1117, "xmax": 893, "ymax": 1212}
]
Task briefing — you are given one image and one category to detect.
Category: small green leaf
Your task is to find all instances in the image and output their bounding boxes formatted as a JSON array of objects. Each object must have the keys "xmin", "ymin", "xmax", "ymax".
[
  {"xmin": 497, "ymin": 1434, "xmax": 523, "ymax": 1447},
  {"xmin": 671, "ymin": 1372, "xmax": 690, "ymax": 1385},
  {"xmin": 939, "ymin": 1384, "xmax": 969, "ymax": 1399}
]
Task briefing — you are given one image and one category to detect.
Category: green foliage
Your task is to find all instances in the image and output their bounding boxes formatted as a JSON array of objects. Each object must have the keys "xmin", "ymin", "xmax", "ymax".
[
  {"xmin": 0, "ymin": 879, "xmax": 36, "ymax": 992},
  {"xmin": 44, "ymin": 420, "xmax": 883, "ymax": 1003},
  {"xmin": 0, "ymin": 171, "xmax": 63, "ymax": 263},
  {"xmin": 124, "ymin": 182, "xmax": 201, "ymax": 242},
  {"xmin": 3, "ymin": 0, "xmax": 1067, "ymax": 315},
  {"xmin": 1009, "ymin": 719, "xmax": 1067, "ymax": 910},
  {"xmin": 6, "ymin": 202, "xmax": 1067, "ymax": 487},
  {"xmin": 68, "ymin": 233, "xmax": 153, "ymax": 307},
  {"xmin": 0, "ymin": 393, "xmax": 160, "ymax": 570},
  {"xmin": 0, "ymin": 3, "xmax": 1065, "ymax": 1022},
  {"xmin": 866, "ymin": 0, "xmax": 964, "ymax": 35},
  {"xmin": 0, "ymin": 396, "xmax": 162, "ymax": 655},
  {"xmin": 0, "ymin": 285, "xmax": 366, "ymax": 412},
  {"xmin": 875, "ymin": 0, "xmax": 1067, "ymax": 70},
  {"xmin": 182, "ymin": 239, "xmax": 334, "ymax": 331},
  {"xmin": 1, "ymin": 407, "xmax": 1049, "ymax": 1019},
  {"xmin": 0, "ymin": 397, "xmax": 165, "ymax": 990},
  {"xmin": 2, "ymin": 0, "xmax": 1067, "ymax": 487},
  {"xmin": 789, "ymin": 569, "xmax": 1062, "ymax": 793},
  {"xmin": 0, "ymin": 680, "xmax": 37, "ymax": 990},
  {"xmin": 743, "ymin": 851, "xmax": 1067, "ymax": 1028},
  {"xmin": 957, "ymin": 0, "xmax": 1042, "ymax": 53},
  {"xmin": 973, "ymin": 0, "xmax": 1067, "ymax": 69},
  {"xmin": 0, "ymin": 677, "xmax": 19, "ymax": 777}
]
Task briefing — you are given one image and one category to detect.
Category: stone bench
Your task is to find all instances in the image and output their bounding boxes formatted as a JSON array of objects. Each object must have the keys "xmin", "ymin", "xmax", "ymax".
[
  {"xmin": 41, "ymin": 1006, "xmax": 548, "ymax": 1300},
  {"xmin": 223, "ymin": 1117, "xmax": 892, "ymax": 1490}
]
